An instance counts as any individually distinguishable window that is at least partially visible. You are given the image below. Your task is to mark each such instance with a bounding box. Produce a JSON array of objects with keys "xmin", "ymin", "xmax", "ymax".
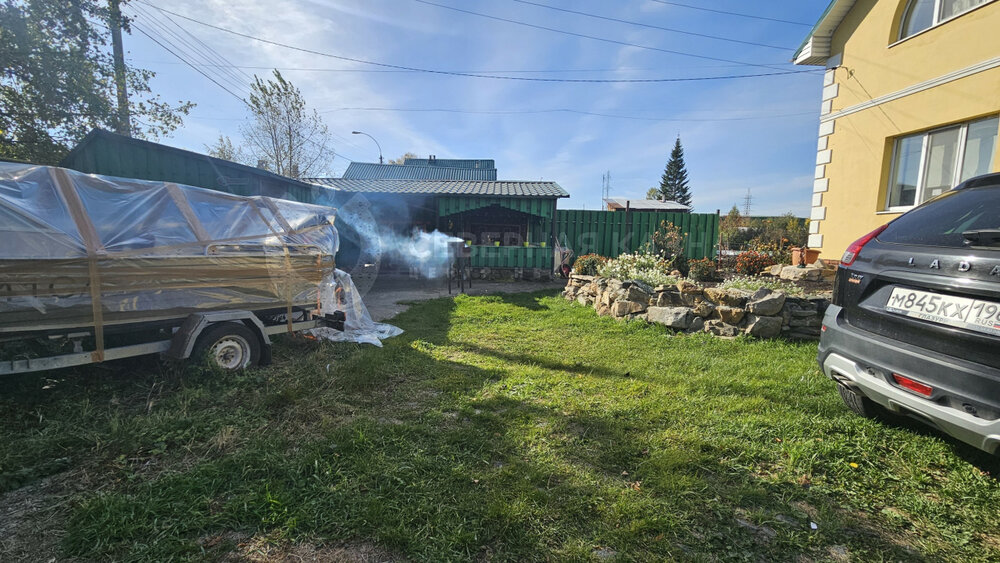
[
  {"xmin": 899, "ymin": 0, "xmax": 991, "ymax": 40},
  {"xmin": 887, "ymin": 116, "xmax": 998, "ymax": 210}
]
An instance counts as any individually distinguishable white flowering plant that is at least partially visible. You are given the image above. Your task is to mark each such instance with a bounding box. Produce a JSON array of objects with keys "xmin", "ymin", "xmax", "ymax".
[{"xmin": 598, "ymin": 252, "xmax": 679, "ymax": 287}]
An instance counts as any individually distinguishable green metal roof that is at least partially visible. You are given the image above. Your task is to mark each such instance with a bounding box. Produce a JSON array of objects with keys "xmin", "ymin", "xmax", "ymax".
[
  {"xmin": 305, "ymin": 177, "xmax": 568, "ymax": 198},
  {"xmin": 403, "ymin": 158, "xmax": 495, "ymax": 169},
  {"xmin": 343, "ymin": 162, "xmax": 497, "ymax": 180}
]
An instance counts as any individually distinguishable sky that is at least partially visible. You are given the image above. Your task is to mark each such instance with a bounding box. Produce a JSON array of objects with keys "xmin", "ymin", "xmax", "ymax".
[{"xmin": 119, "ymin": 0, "xmax": 832, "ymax": 216}]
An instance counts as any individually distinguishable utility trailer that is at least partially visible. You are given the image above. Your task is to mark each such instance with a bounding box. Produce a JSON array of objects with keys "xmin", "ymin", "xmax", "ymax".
[{"xmin": 0, "ymin": 162, "xmax": 346, "ymax": 374}]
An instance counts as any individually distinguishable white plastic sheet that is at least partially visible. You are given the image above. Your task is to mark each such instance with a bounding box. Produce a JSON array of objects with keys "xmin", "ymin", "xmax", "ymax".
[{"xmin": 309, "ymin": 269, "xmax": 402, "ymax": 347}]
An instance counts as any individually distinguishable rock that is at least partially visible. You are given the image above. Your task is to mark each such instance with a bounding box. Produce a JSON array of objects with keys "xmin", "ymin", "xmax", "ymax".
[
  {"xmin": 624, "ymin": 284, "xmax": 651, "ymax": 303},
  {"xmin": 676, "ymin": 280, "xmax": 703, "ymax": 295},
  {"xmin": 716, "ymin": 306, "xmax": 745, "ymax": 325},
  {"xmin": 670, "ymin": 269, "xmax": 682, "ymax": 277},
  {"xmin": 747, "ymin": 290, "xmax": 786, "ymax": 316},
  {"xmin": 597, "ymin": 305, "xmax": 611, "ymax": 317},
  {"xmin": 691, "ymin": 299, "xmax": 716, "ymax": 318},
  {"xmin": 780, "ymin": 265, "xmax": 822, "ymax": 281},
  {"xmin": 570, "ymin": 274, "xmax": 594, "ymax": 282},
  {"xmin": 687, "ymin": 316, "xmax": 705, "ymax": 333},
  {"xmin": 576, "ymin": 294, "xmax": 589, "ymax": 306},
  {"xmin": 703, "ymin": 287, "xmax": 749, "ymax": 307},
  {"xmin": 611, "ymin": 300, "xmax": 645, "ymax": 318},
  {"xmin": 656, "ymin": 291, "xmax": 685, "ymax": 307},
  {"xmin": 745, "ymin": 314, "xmax": 783, "ymax": 338},
  {"xmin": 704, "ymin": 319, "xmax": 741, "ymax": 337},
  {"xmin": 646, "ymin": 306, "xmax": 693, "ymax": 329},
  {"xmin": 767, "ymin": 264, "xmax": 785, "ymax": 276}
]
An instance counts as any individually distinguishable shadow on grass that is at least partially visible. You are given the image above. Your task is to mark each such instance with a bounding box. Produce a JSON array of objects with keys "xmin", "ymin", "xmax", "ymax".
[{"xmin": 0, "ymin": 293, "xmax": 986, "ymax": 561}]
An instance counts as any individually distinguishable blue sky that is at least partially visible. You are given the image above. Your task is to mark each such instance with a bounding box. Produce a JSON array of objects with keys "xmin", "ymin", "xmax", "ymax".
[{"xmin": 121, "ymin": 0, "xmax": 831, "ymax": 215}]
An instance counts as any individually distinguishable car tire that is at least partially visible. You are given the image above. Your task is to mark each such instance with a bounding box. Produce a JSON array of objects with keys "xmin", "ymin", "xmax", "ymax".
[
  {"xmin": 837, "ymin": 384, "xmax": 886, "ymax": 418},
  {"xmin": 191, "ymin": 322, "xmax": 261, "ymax": 371}
]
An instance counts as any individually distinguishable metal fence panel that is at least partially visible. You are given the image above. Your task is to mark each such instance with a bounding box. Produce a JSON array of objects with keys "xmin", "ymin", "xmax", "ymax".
[{"xmin": 556, "ymin": 210, "xmax": 718, "ymax": 260}]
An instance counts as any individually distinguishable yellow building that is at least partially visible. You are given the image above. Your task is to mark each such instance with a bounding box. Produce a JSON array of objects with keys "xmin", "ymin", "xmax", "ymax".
[{"xmin": 794, "ymin": 0, "xmax": 1000, "ymax": 260}]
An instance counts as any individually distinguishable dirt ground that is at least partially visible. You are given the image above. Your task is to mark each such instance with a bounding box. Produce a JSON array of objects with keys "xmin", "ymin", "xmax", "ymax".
[{"xmin": 359, "ymin": 276, "xmax": 566, "ymax": 322}]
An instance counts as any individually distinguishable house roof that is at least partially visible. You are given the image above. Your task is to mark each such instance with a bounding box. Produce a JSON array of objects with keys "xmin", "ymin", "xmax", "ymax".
[
  {"xmin": 604, "ymin": 197, "xmax": 691, "ymax": 212},
  {"xmin": 305, "ymin": 177, "xmax": 569, "ymax": 198},
  {"xmin": 343, "ymin": 161, "xmax": 497, "ymax": 180},
  {"xmin": 793, "ymin": 0, "xmax": 857, "ymax": 66},
  {"xmin": 403, "ymin": 158, "xmax": 495, "ymax": 169}
]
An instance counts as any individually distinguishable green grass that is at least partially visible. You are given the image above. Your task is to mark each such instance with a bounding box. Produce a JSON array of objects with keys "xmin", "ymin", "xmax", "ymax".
[{"xmin": 2, "ymin": 291, "xmax": 1000, "ymax": 561}]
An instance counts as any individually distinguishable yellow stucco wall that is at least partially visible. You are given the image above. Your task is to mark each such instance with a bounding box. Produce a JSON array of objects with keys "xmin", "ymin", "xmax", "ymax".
[{"xmin": 814, "ymin": 0, "xmax": 1000, "ymax": 258}]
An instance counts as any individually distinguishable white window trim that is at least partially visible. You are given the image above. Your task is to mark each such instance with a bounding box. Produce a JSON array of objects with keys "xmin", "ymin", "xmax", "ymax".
[
  {"xmin": 884, "ymin": 117, "xmax": 996, "ymax": 212},
  {"xmin": 893, "ymin": 0, "xmax": 997, "ymax": 46}
]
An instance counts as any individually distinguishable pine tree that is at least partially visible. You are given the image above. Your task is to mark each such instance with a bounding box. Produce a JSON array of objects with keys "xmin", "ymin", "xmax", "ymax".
[{"xmin": 657, "ymin": 137, "xmax": 693, "ymax": 209}]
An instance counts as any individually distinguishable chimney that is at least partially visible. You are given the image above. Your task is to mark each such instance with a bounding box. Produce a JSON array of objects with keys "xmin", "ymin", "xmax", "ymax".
[{"xmin": 429, "ymin": 155, "xmax": 436, "ymax": 163}]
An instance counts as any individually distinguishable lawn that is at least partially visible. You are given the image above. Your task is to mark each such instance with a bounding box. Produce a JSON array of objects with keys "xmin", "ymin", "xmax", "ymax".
[{"xmin": 2, "ymin": 290, "xmax": 999, "ymax": 561}]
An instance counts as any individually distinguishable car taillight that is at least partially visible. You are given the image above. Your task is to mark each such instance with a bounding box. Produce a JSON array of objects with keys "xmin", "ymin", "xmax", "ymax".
[
  {"xmin": 841, "ymin": 224, "xmax": 889, "ymax": 266},
  {"xmin": 892, "ymin": 373, "xmax": 933, "ymax": 397}
]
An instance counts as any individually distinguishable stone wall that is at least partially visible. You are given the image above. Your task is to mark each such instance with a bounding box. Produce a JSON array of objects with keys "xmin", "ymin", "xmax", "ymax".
[{"xmin": 563, "ymin": 275, "xmax": 828, "ymax": 340}]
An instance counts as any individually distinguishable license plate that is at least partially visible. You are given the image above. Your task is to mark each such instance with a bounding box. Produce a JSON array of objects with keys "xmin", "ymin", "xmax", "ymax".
[{"xmin": 886, "ymin": 287, "xmax": 1000, "ymax": 337}]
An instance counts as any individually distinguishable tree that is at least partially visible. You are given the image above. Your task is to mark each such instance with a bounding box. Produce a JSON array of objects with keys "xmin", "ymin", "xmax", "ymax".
[
  {"xmin": 0, "ymin": 0, "xmax": 193, "ymax": 164},
  {"xmin": 241, "ymin": 70, "xmax": 333, "ymax": 178},
  {"xmin": 387, "ymin": 152, "xmax": 418, "ymax": 165},
  {"xmin": 656, "ymin": 136, "xmax": 693, "ymax": 208},
  {"xmin": 204, "ymin": 135, "xmax": 248, "ymax": 164},
  {"xmin": 645, "ymin": 187, "xmax": 660, "ymax": 200},
  {"xmin": 719, "ymin": 205, "xmax": 744, "ymax": 250}
]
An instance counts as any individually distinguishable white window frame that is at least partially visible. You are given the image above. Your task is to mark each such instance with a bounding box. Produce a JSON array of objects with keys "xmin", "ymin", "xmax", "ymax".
[
  {"xmin": 885, "ymin": 117, "xmax": 996, "ymax": 212},
  {"xmin": 896, "ymin": 0, "xmax": 996, "ymax": 43}
]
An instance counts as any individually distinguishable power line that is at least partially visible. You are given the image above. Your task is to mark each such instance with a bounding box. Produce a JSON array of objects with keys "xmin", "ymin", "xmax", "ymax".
[
  {"xmin": 507, "ymin": 0, "xmax": 791, "ymax": 51},
  {"xmin": 124, "ymin": 60, "xmax": 764, "ymax": 73},
  {"xmin": 646, "ymin": 0, "xmax": 813, "ymax": 27},
  {"xmin": 316, "ymin": 106, "xmax": 817, "ymax": 122},
  {"xmin": 410, "ymin": 0, "xmax": 789, "ymax": 70},
  {"xmin": 136, "ymin": 2, "xmax": 820, "ymax": 82}
]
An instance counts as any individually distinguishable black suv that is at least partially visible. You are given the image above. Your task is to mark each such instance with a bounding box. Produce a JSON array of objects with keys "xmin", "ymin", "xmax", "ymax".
[{"xmin": 819, "ymin": 173, "xmax": 1000, "ymax": 453}]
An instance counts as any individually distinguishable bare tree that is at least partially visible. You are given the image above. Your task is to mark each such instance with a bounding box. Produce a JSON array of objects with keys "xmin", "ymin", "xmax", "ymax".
[
  {"xmin": 386, "ymin": 152, "xmax": 418, "ymax": 165},
  {"xmin": 241, "ymin": 70, "xmax": 332, "ymax": 178}
]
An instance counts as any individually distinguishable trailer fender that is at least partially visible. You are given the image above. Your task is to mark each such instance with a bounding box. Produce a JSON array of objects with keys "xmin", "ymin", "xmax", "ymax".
[{"xmin": 168, "ymin": 311, "xmax": 271, "ymax": 360}]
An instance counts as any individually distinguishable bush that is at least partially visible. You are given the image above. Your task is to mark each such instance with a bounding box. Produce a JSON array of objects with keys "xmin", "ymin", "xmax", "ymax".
[
  {"xmin": 599, "ymin": 252, "xmax": 678, "ymax": 287},
  {"xmin": 572, "ymin": 254, "xmax": 607, "ymax": 276},
  {"xmin": 734, "ymin": 250, "xmax": 776, "ymax": 276},
  {"xmin": 687, "ymin": 258, "xmax": 717, "ymax": 282},
  {"xmin": 719, "ymin": 275, "xmax": 804, "ymax": 297}
]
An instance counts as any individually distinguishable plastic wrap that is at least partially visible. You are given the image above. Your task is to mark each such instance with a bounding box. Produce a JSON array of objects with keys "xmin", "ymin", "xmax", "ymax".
[
  {"xmin": 0, "ymin": 163, "xmax": 339, "ymax": 358},
  {"xmin": 309, "ymin": 269, "xmax": 402, "ymax": 347}
]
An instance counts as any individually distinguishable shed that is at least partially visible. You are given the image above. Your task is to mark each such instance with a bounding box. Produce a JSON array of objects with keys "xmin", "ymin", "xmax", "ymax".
[
  {"xmin": 306, "ymin": 177, "xmax": 569, "ymax": 270},
  {"xmin": 59, "ymin": 129, "xmax": 328, "ymax": 204}
]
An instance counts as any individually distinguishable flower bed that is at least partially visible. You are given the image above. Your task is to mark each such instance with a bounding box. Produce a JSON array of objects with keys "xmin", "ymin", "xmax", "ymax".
[{"xmin": 563, "ymin": 274, "xmax": 829, "ymax": 340}]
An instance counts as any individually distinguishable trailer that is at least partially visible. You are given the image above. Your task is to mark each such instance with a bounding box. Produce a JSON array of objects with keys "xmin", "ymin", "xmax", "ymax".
[{"xmin": 0, "ymin": 162, "xmax": 346, "ymax": 374}]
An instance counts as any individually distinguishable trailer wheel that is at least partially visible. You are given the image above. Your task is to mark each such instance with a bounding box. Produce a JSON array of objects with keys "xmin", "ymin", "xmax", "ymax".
[{"xmin": 192, "ymin": 322, "xmax": 261, "ymax": 371}]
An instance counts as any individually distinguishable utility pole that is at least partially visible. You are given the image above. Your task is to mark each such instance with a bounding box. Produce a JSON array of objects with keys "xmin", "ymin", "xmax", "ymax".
[{"xmin": 109, "ymin": 0, "xmax": 132, "ymax": 136}]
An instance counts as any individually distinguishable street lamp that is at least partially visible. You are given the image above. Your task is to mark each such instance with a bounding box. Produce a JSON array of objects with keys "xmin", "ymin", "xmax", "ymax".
[{"xmin": 351, "ymin": 130, "xmax": 383, "ymax": 164}]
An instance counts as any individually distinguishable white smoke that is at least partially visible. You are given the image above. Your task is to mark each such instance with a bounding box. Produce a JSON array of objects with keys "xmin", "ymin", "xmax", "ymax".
[{"xmin": 380, "ymin": 229, "xmax": 463, "ymax": 278}]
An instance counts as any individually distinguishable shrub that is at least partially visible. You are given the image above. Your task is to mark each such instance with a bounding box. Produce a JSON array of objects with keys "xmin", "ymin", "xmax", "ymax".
[
  {"xmin": 734, "ymin": 250, "xmax": 776, "ymax": 276},
  {"xmin": 572, "ymin": 254, "xmax": 607, "ymax": 276},
  {"xmin": 599, "ymin": 252, "xmax": 678, "ymax": 287},
  {"xmin": 719, "ymin": 275, "xmax": 805, "ymax": 297},
  {"xmin": 687, "ymin": 258, "xmax": 717, "ymax": 282}
]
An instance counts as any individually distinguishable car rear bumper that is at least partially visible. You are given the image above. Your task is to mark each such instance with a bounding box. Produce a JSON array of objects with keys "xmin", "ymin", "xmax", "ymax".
[{"xmin": 819, "ymin": 305, "xmax": 1000, "ymax": 454}]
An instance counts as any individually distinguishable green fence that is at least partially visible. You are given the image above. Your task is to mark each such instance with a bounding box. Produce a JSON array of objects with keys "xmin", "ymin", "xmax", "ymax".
[
  {"xmin": 556, "ymin": 210, "xmax": 719, "ymax": 260},
  {"xmin": 469, "ymin": 245, "xmax": 552, "ymax": 269}
]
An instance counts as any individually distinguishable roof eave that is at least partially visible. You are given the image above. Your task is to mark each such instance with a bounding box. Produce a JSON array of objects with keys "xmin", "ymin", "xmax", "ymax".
[{"xmin": 792, "ymin": 0, "xmax": 856, "ymax": 66}]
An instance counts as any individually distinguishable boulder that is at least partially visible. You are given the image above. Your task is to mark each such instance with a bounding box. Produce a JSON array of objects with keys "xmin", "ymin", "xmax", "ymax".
[
  {"xmin": 624, "ymin": 284, "xmax": 651, "ymax": 303},
  {"xmin": 676, "ymin": 280, "xmax": 703, "ymax": 295},
  {"xmin": 704, "ymin": 319, "xmax": 741, "ymax": 337},
  {"xmin": 767, "ymin": 264, "xmax": 785, "ymax": 276},
  {"xmin": 656, "ymin": 291, "xmax": 685, "ymax": 307},
  {"xmin": 779, "ymin": 265, "xmax": 822, "ymax": 281},
  {"xmin": 576, "ymin": 294, "xmax": 590, "ymax": 306},
  {"xmin": 646, "ymin": 306, "xmax": 693, "ymax": 329},
  {"xmin": 570, "ymin": 274, "xmax": 595, "ymax": 283},
  {"xmin": 703, "ymin": 287, "xmax": 749, "ymax": 308},
  {"xmin": 597, "ymin": 305, "xmax": 612, "ymax": 317},
  {"xmin": 611, "ymin": 300, "xmax": 646, "ymax": 318},
  {"xmin": 747, "ymin": 289, "xmax": 786, "ymax": 316},
  {"xmin": 745, "ymin": 314, "xmax": 783, "ymax": 338},
  {"xmin": 716, "ymin": 306, "xmax": 745, "ymax": 325},
  {"xmin": 691, "ymin": 298, "xmax": 716, "ymax": 318},
  {"xmin": 687, "ymin": 316, "xmax": 705, "ymax": 333}
]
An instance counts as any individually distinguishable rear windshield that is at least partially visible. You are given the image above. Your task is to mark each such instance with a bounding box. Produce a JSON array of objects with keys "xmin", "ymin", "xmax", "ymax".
[{"xmin": 879, "ymin": 185, "xmax": 1000, "ymax": 248}]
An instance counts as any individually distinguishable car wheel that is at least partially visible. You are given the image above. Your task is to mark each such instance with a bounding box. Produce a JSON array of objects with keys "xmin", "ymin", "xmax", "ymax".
[
  {"xmin": 837, "ymin": 384, "xmax": 886, "ymax": 418},
  {"xmin": 192, "ymin": 322, "xmax": 261, "ymax": 371}
]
